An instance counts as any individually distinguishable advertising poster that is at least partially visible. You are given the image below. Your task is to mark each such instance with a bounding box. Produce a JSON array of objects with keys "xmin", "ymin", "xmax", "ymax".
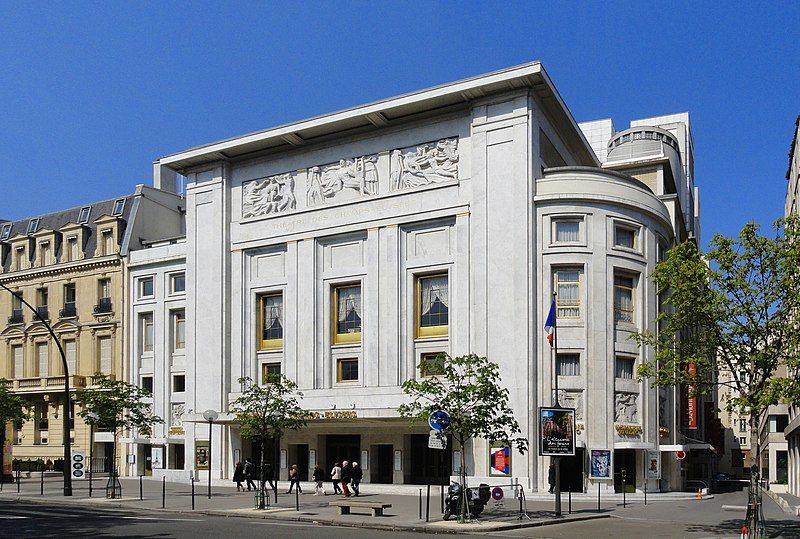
[
  {"xmin": 646, "ymin": 450, "xmax": 661, "ymax": 479},
  {"xmin": 195, "ymin": 442, "xmax": 209, "ymax": 470},
  {"xmin": 489, "ymin": 447, "xmax": 511, "ymax": 476},
  {"xmin": 589, "ymin": 449, "xmax": 613, "ymax": 479},
  {"xmin": 151, "ymin": 446, "xmax": 164, "ymax": 470},
  {"xmin": 539, "ymin": 407, "xmax": 576, "ymax": 456}
]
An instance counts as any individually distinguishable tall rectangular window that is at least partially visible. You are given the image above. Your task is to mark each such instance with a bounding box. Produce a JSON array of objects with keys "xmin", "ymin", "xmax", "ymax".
[
  {"xmin": 66, "ymin": 236, "xmax": 79, "ymax": 261},
  {"xmin": 614, "ymin": 225, "xmax": 637, "ymax": 249},
  {"xmin": 333, "ymin": 284, "xmax": 361, "ymax": 344},
  {"xmin": 172, "ymin": 310, "xmax": 186, "ymax": 351},
  {"xmin": 556, "ymin": 353, "xmax": 581, "ymax": 376},
  {"xmin": 98, "ymin": 278, "xmax": 111, "ymax": 300},
  {"xmin": 101, "ymin": 229, "xmax": 114, "ymax": 255},
  {"xmin": 98, "ymin": 336, "xmax": 112, "ymax": 373},
  {"xmin": 63, "ymin": 283, "xmax": 76, "ymax": 317},
  {"xmin": 170, "ymin": 273, "xmax": 185, "ymax": 294},
  {"xmin": 15, "ymin": 247, "xmax": 26, "ymax": 269},
  {"xmin": 64, "ymin": 340, "xmax": 77, "ymax": 375},
  {"xmin": 13, "ymin": 345, "xmax": 23, "ymax": 378},
  {"xmin": 417, "ymin": 274, "xmax": 449, "ymax": 338},
  {"xmin": 614, "ymin": 274, "xmax": 635, "ymax": 323},
  {"xmin": 554, "ymin": 220, "xmax": 580, "ymax": 243},
  {"xmin": 261, "ymin": 363, "xmax": 282, "ymax": 384},
  {"xmin": 36, "ymin": 287, "xmax": 48, "ymax": 308},
  {"xmin": 555, "ymin": 269, "xmax": 580, "ymax": 318},
  {"xmin": 141, "ymin": 314, "xmax": 154, "ymax": 353},
  {"xmin": 172, "ymin": 375, "xmax": 186, "ymax": 393},
  {"xmin": 615, "ymin": 356, "xmax": 635, "ymax": 379},
  {"xmin": 37, "ymin": 342, "xmax": 49, "ymax": 377},
  {"xmin": 139, "ymin": 277, "xmax": 154, "ymax": 298},
  {"xmin": 258, "ymin": 294, "xmax": 283, "ymax": 350},
  {"xmin": 141, "ymin": 375, "xmax": 153, "ymax": 393},
  {"xmin": 39, "ymin": 241, "xmax": 51, "ymax": 265}
]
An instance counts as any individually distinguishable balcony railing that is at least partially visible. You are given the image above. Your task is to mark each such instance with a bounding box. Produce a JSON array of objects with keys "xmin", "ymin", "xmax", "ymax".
[
  {"xmin": 35, "ymin": 306, "xmax": 49, "ymax": 321},
  {"xmin": 6, "ymin": 375, "xmax": 87, "ymax": 393},
  {"xmin": 8, "ymin": 309, "xmax": 24, "ymax": 324},
  {"xmin": 60, "ymin": 302, "xmax": 77, "ymax": 318},
  {"xmin": 93, "ymin": 297, "xmax": 113, "ymax": 314}
]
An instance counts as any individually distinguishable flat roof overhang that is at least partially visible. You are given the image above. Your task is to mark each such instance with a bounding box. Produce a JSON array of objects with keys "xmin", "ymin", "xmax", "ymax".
[{"xmin": 156, "ymin": 61, "xmax": 599, "ymax": 173}]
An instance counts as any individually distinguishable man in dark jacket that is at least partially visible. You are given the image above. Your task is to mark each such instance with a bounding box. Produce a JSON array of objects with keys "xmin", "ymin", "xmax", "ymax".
[
  {"xmin": 350, "ymin": 461, "xmax": 363, "ymax": 496},
  {"xmin": 548, "ymin": 463, "xmax": 556, "ymax": 494},
  {"xmin": 244, "ymin": 458, "xmax": 257, "ymax": 491},
  {"xmin": 340, "ymin": 460, "xmax": 352, "ymax": 497}
]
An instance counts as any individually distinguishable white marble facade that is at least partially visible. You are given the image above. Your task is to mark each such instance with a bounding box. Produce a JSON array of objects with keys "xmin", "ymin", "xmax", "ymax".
[{"xmin": 155, "ymin": 63, "xmax": 696, "ymax": 491}]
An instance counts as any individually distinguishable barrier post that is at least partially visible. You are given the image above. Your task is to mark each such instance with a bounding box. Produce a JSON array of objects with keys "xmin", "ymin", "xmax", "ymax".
[
  {"xmin": 161, "ymin": 476, "xmax": 166, "ymax": 508},
  {"xmin": 295, "ymin": 484, "xmax": 299, "ymax": 511},
  {"xmin": 568, "ymin": 486, "xmax": 572, "ymax": 514},
  {"xmin": 598, "ymin": 481, "xmax": 601, "ymax": 512},
  {"xmin": 139, "ymin": 475, "xmax": 143, "ymax": 501},
  {"xmin": 16, "ymin": 470, "xmax": 20, "ymax": 493},
  {"xmin": 426, "ymin": 482, "xmax": 431, "ymax": 522},
  {"xmin": 40, "ymin": 469, "xmax": 44, "ymax": 495},
  {"xmin": 191, "ymin": 477, "xmax": 195, "ymax": 510},
  {"xmin": 419, "ymin": 488, "xmax": 422, "ymax": 519}
]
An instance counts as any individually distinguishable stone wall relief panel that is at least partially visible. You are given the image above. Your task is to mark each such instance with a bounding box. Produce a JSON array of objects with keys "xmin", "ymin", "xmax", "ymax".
[
  {"xmin": 171, "ymin": 403, "xmax": 185, "ymax": 427},
  {"xmin": 307, "ymin": 154, "xmax": 379, "ymax": 206},
  {"xmin": 242, "ymin": 173, "xmax": 296, "ymax": 218},
  {"xmin": 560, "ymin": 390, "xmax": 584, "ymax": 422},
  {"xmin": 390, "ymin": 137, "xmax": 459, "ymax": 191},
  {"xmin": 614, "ymin": 391, "xmax": 638, "ymax": 424}
]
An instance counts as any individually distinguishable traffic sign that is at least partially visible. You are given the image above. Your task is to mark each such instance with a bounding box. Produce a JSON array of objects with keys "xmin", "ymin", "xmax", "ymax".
[
  {"xmin": 675, "ymin": 450, "xmax": 686, "ymax": 461},
  {"xmin": 71, "ymin": 449, "xmax": 87, "ymax": 480},
  {"xmin": 428, "ymin": 410, "xmax": 451, "ymax": 432},
  {"xmin": 428, "ymin": 429, "xmax": 447, "ymax": 450}
]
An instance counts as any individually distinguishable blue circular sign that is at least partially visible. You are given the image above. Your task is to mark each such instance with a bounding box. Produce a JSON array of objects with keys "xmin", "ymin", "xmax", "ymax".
[{"xmin": 428, "ymin": 410, "xmax": 451, "ymax": 431}]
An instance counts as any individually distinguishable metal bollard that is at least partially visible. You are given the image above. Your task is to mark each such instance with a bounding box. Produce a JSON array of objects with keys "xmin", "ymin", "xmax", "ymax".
[
  {"xmin": 426, "ymin": 482, "xmax": 430, "ymax": 522},
  {"xmin": 295, "ymin": 484, "xmax": 299, "ymax": 511},
  {"xmin": 419, "ymin": 489, "xmax": 422, "ymax": 519},
  {"xmin": 139, "ymin": 475, "xmax": 143, "ymax": 501},
  {"xmin": 16, "ymin": 470, "xmax": 20, "ymax": 493},
  {"xmin": 568, "ymin": 487, "xmax": 571, "ymax": 514},
  {"xmin": 597, "ymin": 481, "xmax": 601, "ymax": 513},
  {"xmin": 191, "ymin": 478, "xmax": 195, "ymax": 510},
  {"xmin": 40, "ymin": 469, "xmax": 44, "ymax": 495},
  {"xmin": 161, "ymin": 476, "xmax": 166, "ymax": 509}
]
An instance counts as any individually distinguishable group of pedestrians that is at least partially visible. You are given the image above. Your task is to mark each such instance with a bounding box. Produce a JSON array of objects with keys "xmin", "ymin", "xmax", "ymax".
[
  {"xmin": 326, "ymin": 460, "xmax": 363, "ymax": 497},
  {"xmin": 232, "ymin": 458, "xmax": 363, "ymax": 497}
]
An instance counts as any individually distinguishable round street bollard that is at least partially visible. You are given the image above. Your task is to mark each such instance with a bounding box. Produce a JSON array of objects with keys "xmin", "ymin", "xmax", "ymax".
[
  {"xmin": 139, "ymin": 475, "xmax": 143, "ymax": 501},
  {"xmin": 161, "ymin": 476, "xmax": 166, "ymax": 509}
]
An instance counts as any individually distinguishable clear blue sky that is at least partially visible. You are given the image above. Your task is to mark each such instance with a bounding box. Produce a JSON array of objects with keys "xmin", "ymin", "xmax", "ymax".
[{"xmin": 1, "ymin": 2, "xmax": 798, "ymax": 247}]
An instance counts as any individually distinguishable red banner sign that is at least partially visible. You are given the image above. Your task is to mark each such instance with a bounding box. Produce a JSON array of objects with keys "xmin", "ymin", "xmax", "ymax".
[{"xmin": 687, "ymin": 363, "xmax": 697, "ymax": 429}]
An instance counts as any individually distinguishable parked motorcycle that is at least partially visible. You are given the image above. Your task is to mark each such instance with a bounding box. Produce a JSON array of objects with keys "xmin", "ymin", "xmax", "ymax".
[{"xmin": 443, "ymin": 481, "xmax": 491, "ymax": 520}]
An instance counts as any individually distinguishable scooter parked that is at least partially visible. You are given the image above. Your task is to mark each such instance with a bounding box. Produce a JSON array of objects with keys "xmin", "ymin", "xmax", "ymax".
[{"xmin": 443, "ymin": 481, "xmax": 490, "ymax": 520}]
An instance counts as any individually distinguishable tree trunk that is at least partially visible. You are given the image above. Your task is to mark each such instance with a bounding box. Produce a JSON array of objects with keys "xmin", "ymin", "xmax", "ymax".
[
  {"xmin": 259, "ymin": 437, "xmax": 266, "ymax": 509},
  {"xmin": 110, "ymin": 433, "xmax": 117, "ymax": 499},
  {"xmin": 747, "ymin": 411, "xmax": 765, "ymax": 537}
]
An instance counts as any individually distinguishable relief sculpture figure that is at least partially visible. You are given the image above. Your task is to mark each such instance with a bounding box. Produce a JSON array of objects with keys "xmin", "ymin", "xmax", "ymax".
[
  {"xmin": 391, "ymin": 137, "xmax": 458, "ymax": 190},
  {"xmin": 242, "ymin": 173, "xmax": 296, "ymax": 217},
  {"xmin": 615, "ymin": 392, "xmax": 638, "ymax": 424},
  {"xmin": 306, "ymin": 155, "xmax": 378, "ymax": 205}
]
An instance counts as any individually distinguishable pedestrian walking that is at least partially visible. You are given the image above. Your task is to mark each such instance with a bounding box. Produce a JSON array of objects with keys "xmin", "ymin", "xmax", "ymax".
[
  {"xmin": 264, "ymin": 461, "xmax": 276, "ymax": 493},
  {"xmin": 312, "ymin": 464, "xmax": 326, "ymax": 495},
  {"xmin": 287, "ymin": 464, "xmax": 302, "ymax": 493},
  {"xmin": 350, "ymin": 461, "xmax": 362, "ymax": 496},
  {"xmin": 331, "ymin": 462, "xmax": 342, "ymax": 494},
  {"xmin": 340, "ymin": 460, "xmax": 352, "ymax": 497},
  {"xmin": 244, "ymin": 458, "xmax": 257, "ymax": 492},
  {"xmin": 233, "ymin": 461, "xmax": 245, "ymax": 492},
  {"xmin": 548, "ymin": 463, "xmax": 556, "ymax": 494}
]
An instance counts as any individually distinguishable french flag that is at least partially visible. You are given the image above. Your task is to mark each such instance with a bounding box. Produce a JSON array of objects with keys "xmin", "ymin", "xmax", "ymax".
[{"xmin": 544, "ymin": 300, "xmax": 556, "ymax": 347}]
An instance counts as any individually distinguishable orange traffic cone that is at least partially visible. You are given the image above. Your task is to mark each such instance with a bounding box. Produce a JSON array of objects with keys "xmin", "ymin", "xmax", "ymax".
[
  {"xmin": 695, "ymin": 488, "xmax": 702, "ymax": 500},
  {"xmin": 740, "ymin": 525, "xmax": 748, "ymax": 539}
]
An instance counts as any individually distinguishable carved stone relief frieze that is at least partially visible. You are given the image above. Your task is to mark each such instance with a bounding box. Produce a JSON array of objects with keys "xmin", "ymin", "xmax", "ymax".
[
  {"xmin": 390, "ymin": 137, "xmax": 458, "ymax": 191},
  {"xmin": 560, "ymin": 390, "xmax": 584, "ymax": 422},
  {"xmin": 242, "ymin": 173, "xmax": 297, "ymax": 218},
  {"xmin": 306, "ymin": 154, "xmax": 379, "ymax": 206},
  {"xmin": 171, "ymin": 403, "xmax": 185, "ymax": 427},
  {"xmin": 614, "ymin": 392, "xmax": 638, "ymax": 424}
]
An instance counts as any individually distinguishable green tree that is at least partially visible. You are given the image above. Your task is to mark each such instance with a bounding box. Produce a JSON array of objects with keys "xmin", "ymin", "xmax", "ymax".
[
  {"xmin": 230, "ymin": 375, "xmax": 308, "ymax": 509},
  {"xmin": 398, "ymin": 353, "xmax": 528, "ymax": 522},
  {"xmin": 632, "ymin": 217, "xmax": 800, "ymax": 533},
  {"xmin": 76, "ymin": 373, "xmax": 163, "ymax": 498},
  {"xmin": 0, "ymin": 380, "xmax": 30, "ymax": 476}
]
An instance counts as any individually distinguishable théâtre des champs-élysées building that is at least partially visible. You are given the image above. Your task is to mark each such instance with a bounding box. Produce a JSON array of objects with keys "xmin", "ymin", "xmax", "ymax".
[{"xmin": 143, "ymin": 62, "xmax": 701, "ymax": 493}]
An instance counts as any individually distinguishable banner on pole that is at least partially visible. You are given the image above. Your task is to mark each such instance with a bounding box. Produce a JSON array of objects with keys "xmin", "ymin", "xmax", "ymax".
[{"xmin": 538, "ymin": 407, "xmax": 576, "ymax": 456}]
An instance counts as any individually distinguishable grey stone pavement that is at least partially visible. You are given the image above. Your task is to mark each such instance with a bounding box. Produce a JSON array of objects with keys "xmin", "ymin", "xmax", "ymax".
[{"xmin": 3, "ymin": 474, "xmax": 800, "ymax": 536}]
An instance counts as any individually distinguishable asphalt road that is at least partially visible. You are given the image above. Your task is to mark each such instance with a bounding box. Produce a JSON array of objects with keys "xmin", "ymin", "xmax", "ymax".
[{"xmin": 0, "ymin": 501, "xmax": 437, "ymax": 538}]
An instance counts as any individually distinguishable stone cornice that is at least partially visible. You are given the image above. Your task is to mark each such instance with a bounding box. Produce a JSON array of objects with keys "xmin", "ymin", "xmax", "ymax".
[{"xmin": 0, "ymin": 255, "xmax": 122, "ymax": 284}]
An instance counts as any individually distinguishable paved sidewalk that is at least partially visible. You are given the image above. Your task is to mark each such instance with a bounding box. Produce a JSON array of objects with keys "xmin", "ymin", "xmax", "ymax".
[{"xmin": 0, "ymin": 474, "xmax": 621, "ymax": 533}]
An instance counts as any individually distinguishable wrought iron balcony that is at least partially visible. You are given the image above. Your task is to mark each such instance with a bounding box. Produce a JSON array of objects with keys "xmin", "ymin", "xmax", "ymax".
[
  {"xmin": 35, "ymin": 306, "xmax": 49, "ymax": 321},
  {"xmin": 60, "ymin": 302, "xmax": 77, "ymax": 318},
  {"xmin": 8, "ymin": 309, "xmax": 23, "ymax": 324},
  {"xmin": 93, "ymin": 297, "xmax": 113, "ymax": 314}
]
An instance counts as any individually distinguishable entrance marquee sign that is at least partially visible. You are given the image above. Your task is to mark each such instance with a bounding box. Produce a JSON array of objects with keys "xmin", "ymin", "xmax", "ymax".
[
  {"xmin": 589, "ymin": 449, "xmax": 613, "ymax": 480},
  {"xmin": 538, "ymin": 407, "xmax": 576, "ymax": 456}
]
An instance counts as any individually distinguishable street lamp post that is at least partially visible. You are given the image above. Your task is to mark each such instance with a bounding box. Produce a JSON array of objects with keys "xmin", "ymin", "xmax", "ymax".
[
  {"xmin": 86, "ymin": 412, "xmax": 99, "ymax": 498},
  {"xmin": 0, "ymin": 282, "xmax": 72, "ymax": 496},
  {"xmin": 203, "ymin": 409, "xmax": 218, "ymax": 499}
]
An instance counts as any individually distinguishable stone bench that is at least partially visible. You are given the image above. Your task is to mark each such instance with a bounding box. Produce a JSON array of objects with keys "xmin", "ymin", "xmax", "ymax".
[{"xmin": 328, "ymin": 500, "xmax": 392, "ymax": 517}]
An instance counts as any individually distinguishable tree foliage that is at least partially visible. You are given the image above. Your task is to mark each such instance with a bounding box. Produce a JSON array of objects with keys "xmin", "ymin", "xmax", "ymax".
[
  {"xmin": 76, "ymin": 374, "xmax": 163, "ymax": 435},
  {"xmin": 398, "ymin": 353, "xmax": 528, "ymax": 458},
  {"xmin": 0, "ymin": 379, "xmax": 30, "ymax": 425},
  {"xmin": 633, "ymin": 217, "xmax": 800, "ymax": 417}
]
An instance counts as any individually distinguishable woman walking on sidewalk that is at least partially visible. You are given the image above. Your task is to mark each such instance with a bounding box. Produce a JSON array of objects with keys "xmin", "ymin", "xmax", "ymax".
[
  {"xmin": 233, "ymin": 461, "xmax": 245, "ymax": 492},
  {"xmin": 312, "ymin": 465, "xmax": 326, "ymax": 495},
  {"xmin": 287, "ymin": 464, "xmax": 302, "ymax": 494},
  {"xmin": 331, "ymin": 462, "xmax": 342, "ymax": 494}
]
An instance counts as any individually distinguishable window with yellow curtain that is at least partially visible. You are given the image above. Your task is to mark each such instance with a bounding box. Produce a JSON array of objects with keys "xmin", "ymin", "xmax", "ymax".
[
  {"xmin": 258, "ymin": 293, "xmax": 283, "ymax": 349},
  {"xmin": 333, "ymin": 284, "xmax": 361, "ymax": 344}
]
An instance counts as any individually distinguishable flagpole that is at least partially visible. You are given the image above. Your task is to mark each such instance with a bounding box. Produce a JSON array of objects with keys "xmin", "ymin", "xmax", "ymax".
[{"xmin": 551, "ymin": 291, "xmax": 562, "ymax": 517}]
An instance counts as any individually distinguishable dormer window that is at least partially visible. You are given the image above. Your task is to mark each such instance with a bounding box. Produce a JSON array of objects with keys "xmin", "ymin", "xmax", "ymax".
[
  {"xmin": 112, "ymin": 199, "xmax": 125, "ymax": 216},
  {"xmin": 14, "ymin": 247, "xmax": 26, "ymax": 270},
  {"xmin": 77, "ymin": 207, "xmax": 91, "ymax": 224},
  {"xmin": 39, "ymin": 241, "xmax": 51, "ymax": 266},
  {"xmin": 0, "ymin": 224, "xmax": 11, "ymax": 240},
  {"xmin": 27, "ymin": 219, "xmax": 39, "ymax": 235},
  {"xmin": 100, "ymin": 228, "xmax": 114, "ymax": 255}
]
